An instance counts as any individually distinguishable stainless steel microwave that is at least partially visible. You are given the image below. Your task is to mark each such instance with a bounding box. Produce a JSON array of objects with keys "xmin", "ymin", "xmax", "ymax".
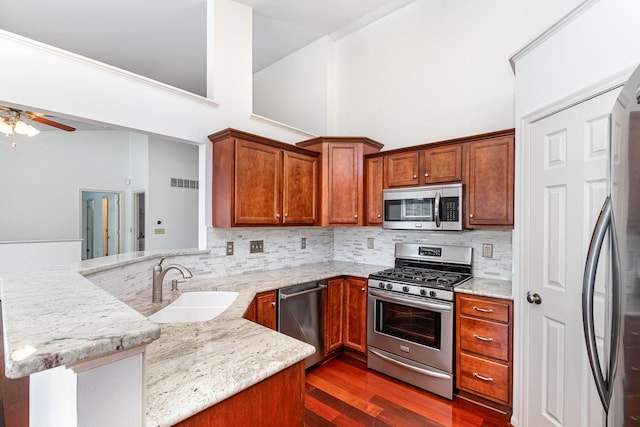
[{"xmin": 382, "ymin": 183, "xmax": 463, "ymax": 230}]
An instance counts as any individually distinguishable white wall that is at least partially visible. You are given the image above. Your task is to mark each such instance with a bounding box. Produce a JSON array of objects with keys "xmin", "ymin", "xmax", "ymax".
[
  {"xmin": 252, "ymin": 0, "xmax": 582, "ymax": 149},
  {"xmin": 253, "ymin": 36, "xmax": 331, "ymax": 135},
  {"xmin": 0, "ymin": 130, "xmax": 130, "ymax": 241},
  {"xmin": 146, "ymin": 137, "xmax": 199, "ymax": 250}
]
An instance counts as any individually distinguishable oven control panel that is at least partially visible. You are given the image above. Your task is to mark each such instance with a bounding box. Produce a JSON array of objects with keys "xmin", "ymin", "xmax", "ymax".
[{"xmin": 369, "ymin": 280, "xmax": 454, "ymax": 302}]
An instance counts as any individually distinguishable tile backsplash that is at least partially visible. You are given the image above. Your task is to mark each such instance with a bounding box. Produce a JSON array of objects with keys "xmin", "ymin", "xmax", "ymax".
[
  {"xmin": 88, "ymin": 225, "xmax": 512, "ymax": 307},
  {"xmin": 198, "ymin": 226, "xmax": 512, "ymax": 280},
  {"xmin": 333, "ymin": 227, "xmax": 512, "ymax": 280}
]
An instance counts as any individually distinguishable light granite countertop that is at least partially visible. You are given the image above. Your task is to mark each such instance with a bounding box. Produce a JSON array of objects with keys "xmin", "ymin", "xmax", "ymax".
[
  {"xmin": 141, "ymin": 261, "xmax": 387, "ymax": 426},
  {"xmin": 2, "ymin": 250, "xmax": 511, "ymax": 426},
  {"xmin": 455, "ymin": 277, "xmax": 513, "ymax": 300},
  {"xmin": 0, "ymin": 252, "xmax": 387, "ymax": 427}
]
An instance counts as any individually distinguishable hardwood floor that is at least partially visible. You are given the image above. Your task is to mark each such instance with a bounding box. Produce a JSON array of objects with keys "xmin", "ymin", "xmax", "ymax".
[{"xmin": 305, "ymin": 354, "xmax": 511, "ymax": 427}]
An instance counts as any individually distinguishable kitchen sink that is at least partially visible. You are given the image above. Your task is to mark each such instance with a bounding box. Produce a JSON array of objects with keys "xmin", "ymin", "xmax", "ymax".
[{"xmin": 148, "ymin": 291, "xmax": 239, "ymax": 323}]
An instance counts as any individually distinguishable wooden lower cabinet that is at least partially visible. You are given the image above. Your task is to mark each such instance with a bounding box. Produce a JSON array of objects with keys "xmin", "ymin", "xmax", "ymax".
[
  {"xmin": 175, "ymin": 361, "xmax": 305, "ymax": 427},
  {"xmin": 456, "ymin": 293, "xmax": 513, "ymax": 409},
  {"xmin": 244, "ymin": 290, "xmax": 277, "ymax": 330},
  {"xmin": 343, "ymin": 277, "xmax": 367, "ymax": 354},
  {"xmin": 324, "ymin": 278, "xmax": 345, "ymax": 356}
]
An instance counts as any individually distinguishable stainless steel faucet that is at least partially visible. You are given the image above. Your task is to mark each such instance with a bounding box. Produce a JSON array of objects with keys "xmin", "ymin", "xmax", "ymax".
[{"xmin": 152, "ymin": 257, "xmax": 193, "ymax": 303}]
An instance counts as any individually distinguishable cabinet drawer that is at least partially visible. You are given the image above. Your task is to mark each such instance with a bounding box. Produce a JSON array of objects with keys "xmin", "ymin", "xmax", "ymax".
[
  {"xmin": 459, "ymin": 353, "xmax": 509, "ymax": 404},
  {"xmin": 626, "ymin": 346, "xmax": 640, "ymax": 392},
  {"xmin": 459, "ymin": 294, "xmax": 510, "ymax": 323},
  {"xmin": 459, "ymin": 316, "xmax": 509, "ymax": 361},
  {"xmin": 626, "ymin": 315, "xmax": 640, "ymax": 346}
]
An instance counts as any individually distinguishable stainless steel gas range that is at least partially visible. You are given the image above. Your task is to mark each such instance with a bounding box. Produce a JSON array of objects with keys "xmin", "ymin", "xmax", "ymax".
[{"xmin": 367, "ymin": 242, "xmax": 473, "ymax": 400}]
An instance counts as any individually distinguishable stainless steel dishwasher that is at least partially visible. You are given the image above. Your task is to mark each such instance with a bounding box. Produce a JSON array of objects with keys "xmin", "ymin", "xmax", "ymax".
[{"xmin": 277, "ymin": 281, "xmax": 326, "ymax": 368}]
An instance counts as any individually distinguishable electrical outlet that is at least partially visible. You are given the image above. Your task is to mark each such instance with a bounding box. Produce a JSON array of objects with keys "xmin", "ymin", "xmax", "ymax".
[
  {"xmin": 250, "ymin": 240, "xmax": 264, "ymax": 253},
  {"xmin": 367, "ymin": 238, "xmax": 374, "ymax": 249},
  {"xmin": 154, "ymin": 228, "xmax": 165, "ymax": 234},
  {"xmin": 301, "ymin": 237, "xmax": 306, "ymax": 249},
  {"xmin": 482, "ymin": 243, "xmax": 493, "ymax": 258},
  {"xmin": 226, "ymin": 241, "xmax": 234, "ymax": 256}
]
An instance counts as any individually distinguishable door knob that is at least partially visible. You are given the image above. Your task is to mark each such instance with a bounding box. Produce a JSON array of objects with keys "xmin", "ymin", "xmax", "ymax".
[{"xmin": 526, "ymin": 292, "xmax": 542, "ymax": 304}]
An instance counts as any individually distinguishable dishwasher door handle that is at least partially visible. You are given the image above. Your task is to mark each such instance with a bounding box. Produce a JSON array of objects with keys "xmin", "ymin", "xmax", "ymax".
[{"xmin": 279, "ymin": 284, "xmax": 327, "ymax": 300}]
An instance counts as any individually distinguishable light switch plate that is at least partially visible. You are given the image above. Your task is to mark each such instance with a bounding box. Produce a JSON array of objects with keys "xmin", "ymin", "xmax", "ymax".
[
  {"xmin": 301, "ymin": 237, "xmax": 306, "ymax": 249},
  {"xmin": 226, "ymin": 241, "xmax": 234, "ymax": 256},
  {"xmin": 250, "ymin": 240, "xmax": 264, "ymax": 253},
  {"xmin": 482, "ymin": 243, "xmax": 493, "ymax": 258},
  {"xmin": 154, "ymin": 228, "xmax": 165, "ymax": 235},
  {"xmin": 367, "ymin": 238, "xmax": 374, "ymax": 249}
]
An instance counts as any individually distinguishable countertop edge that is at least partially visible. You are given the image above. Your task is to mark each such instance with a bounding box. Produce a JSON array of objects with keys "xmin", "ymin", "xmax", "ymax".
[{"xmin": 455, "ymin": 277, "xmax": 513, "ymax": 300}]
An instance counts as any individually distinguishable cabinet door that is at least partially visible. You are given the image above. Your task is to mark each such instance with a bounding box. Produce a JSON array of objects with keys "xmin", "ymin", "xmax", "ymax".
[
  {"xmin": 234, "ymin": 140, "xmax": 281, "ymax": 225},
  {"xmin": 324, "ymin": 278, "xmax": 344, "ymax": 356},
  {"xmin": 466, "ymin": 136, "xmax": 514, "ymax": 227},
  {"xmin": 255, "ymin": 291, "xmax": 277, "ymax": 330},
  {"xmin": 384, "ymin": 151, "xmax": 419, "ymax": 187},
  {"xmin": 282, "ymin": 151, "xmax": 317, "ymax": 225},
  {"xmin": 422, "ymin": 144, "xmax": 462, "ymax": 185},
  {"xmin": 365, "ymin": 157, "xmax": 384, "ymax": 224},
  {"xmin": 343, "ymin": 277, "xmax": 367, "ymax": 353},
  {"xmin": 327, "ymin": 143, "xmax": 362, "ymax": 225}
]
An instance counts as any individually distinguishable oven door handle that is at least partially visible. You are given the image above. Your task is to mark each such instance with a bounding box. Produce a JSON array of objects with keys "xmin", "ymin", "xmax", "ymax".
[
  {"xmin": 369, "ymin": 349, "xmax": 450, "ymax": 380},
  {"xmin": 368, "ymin": 289, "xmax": 452, "ymax": 312}
]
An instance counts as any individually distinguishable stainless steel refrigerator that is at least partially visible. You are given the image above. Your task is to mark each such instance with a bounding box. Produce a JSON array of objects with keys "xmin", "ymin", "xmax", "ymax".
[{"xmin": 582, "ymin": 64, "xmax": 640, "ymax": 426}]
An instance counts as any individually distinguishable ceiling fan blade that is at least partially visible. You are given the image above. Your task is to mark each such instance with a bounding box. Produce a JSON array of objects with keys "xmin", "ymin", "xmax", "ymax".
[{"xmin": 29, "ymin": 116, "xmax": 76, "ymax": 132}]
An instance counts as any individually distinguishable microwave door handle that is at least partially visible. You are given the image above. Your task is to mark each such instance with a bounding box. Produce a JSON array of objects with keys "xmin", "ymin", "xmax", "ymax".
[{"xmin": 434, "ymin": 192, "xmax": 441, "ymax": 227}]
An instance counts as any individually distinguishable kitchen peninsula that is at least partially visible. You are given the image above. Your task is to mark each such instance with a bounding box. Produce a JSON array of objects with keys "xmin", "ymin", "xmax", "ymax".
[{"xmin": 0, "ymin": 251, "xmax": 385, "ymax": 426}]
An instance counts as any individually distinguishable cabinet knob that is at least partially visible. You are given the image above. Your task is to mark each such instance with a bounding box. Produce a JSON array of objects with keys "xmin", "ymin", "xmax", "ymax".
[
  {"xmin": 284, "ymin": 213, "xmax": 288, "ymax": 217},
  {"xmin": 361, "ymin": 288, "xmax": 365, "ymax": 292},
  {"xmin": 276, "ymin": 214, "xmax": 280, "ymax": 219},
  {"xmin": 424, "ymin": 173, "xmax": 429, "ymax": 178},
  {"xmin": 271, "ymin": 302, "xmax": 276, "ymax": 307},
  {"xmin": 377, "ymin": 214, "xmax": 381, "ymax": 218},
  {"xmin": 413, "ymin": 174, "xmax": 417, "ymax": 179},
  {"xmin": 354, "ymin": 214, "xmax": 358, "ymax": 218},
  {"xmin": 469, "ymin": 213, "xmax": 474, "ymax": 218}
]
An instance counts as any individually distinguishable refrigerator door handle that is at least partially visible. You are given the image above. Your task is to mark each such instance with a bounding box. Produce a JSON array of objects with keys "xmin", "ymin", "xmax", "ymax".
[{"xmin": 581, "ymin": 196, "xmax": 621, "ymax": 414}]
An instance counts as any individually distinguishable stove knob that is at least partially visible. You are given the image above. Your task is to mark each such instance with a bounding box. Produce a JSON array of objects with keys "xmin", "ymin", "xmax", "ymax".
[
  {"xmin": 386, "ymin": 283, "xmax": 393, "ymax": 290},
  {"xmin": 378, "ymin": 282, "xmax": 385, "ymax": 289},
  {"xmin": 402, "ymin": 286, "xmax": 409, "ymax": 293},
  {"xmin": 420, "ymin": 289, "xmax": 427, "ymax": 296},
  {"xmin": 429, "ymin": 290, "xmax": 437, "ymax": 298}
]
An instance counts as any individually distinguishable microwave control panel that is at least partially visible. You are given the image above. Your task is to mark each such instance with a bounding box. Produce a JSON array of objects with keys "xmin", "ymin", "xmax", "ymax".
[{"xmin": 441, "ymin": 197, "xmax": 459, "ymax": 222}]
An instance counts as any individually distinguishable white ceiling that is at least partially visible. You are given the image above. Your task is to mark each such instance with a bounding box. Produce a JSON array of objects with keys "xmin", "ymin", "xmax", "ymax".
[{"xmin": 0, "ymin": 0, "xmax": 416, "ymax": 97}]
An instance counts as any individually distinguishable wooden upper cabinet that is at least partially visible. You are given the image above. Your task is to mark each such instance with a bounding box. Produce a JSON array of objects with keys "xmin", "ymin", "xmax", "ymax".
[
  {"xmin": 384, "ymin": 144, "xmax": 462, "ymax": 188},
  {"xmin": 282, "ymin": 151, "xmax": 317, "ymax": 225},
  {"xmin": 235, "ymin": 139, "xmax": 281, "ymax": 225},
  {"xmin": 384, "ymin": 151, "xmax": 420, "ymax": 187},
  {"xmin": 209, "ymin": 128, "xmax": 319, "ymax": 227},
  {"xmin": 465, "ymin": 134, "xmax": 515, "ymax": 228},
  {"xmin": 296, "ymin": 137, "xmax": 383, "ymax": 226},
  {"xmin": 422, "ymin": 144, "xmax": 463, "ymax": 184},
  {"xmin": 365, "ymin": 156, "xmax": 384, "ymax": 225}
]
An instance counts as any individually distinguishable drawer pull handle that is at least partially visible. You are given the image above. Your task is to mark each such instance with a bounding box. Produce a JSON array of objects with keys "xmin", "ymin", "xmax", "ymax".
[
  {"xmin": 473, "ymin": 306, "xmax": 494, "ymax": 313},
  {"xmin": 631, "ymin": 416, "xmax": 640, "ymax": 422},
  {"xmin": 632, "ymin": 331, "xmax": 640, "ymax": 336},
  {"xmin": 473, "ymin": 372, "xmax": 494, "ymax": 382},
  {"xmin": 473, "ymin": 334, "xmax": 494, "ymax": 342},
  {"xmin": 632, "ymin": 366, "xmax": 640, "ymax": 372}
]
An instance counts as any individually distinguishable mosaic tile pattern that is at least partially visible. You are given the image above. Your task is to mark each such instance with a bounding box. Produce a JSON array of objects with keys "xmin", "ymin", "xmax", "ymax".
[{"xmin": 333, "ymin": 227, "xmax": 513, "ymax": 280}]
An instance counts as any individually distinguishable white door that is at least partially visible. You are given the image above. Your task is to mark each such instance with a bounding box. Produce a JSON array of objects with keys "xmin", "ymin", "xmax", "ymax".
[{"xmin": 525, "ymin": 88, "xmax": 619, "ymax": 426}]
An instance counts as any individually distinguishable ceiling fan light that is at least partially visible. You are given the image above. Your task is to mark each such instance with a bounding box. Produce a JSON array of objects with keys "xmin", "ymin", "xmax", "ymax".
[
  {"xmin": 26, "ymin": 124, "xmax": 40, "ymax": 137},
  {"xmin": 0, "ymin": 119, "xmax": 13, "ymax": 136},
  {"xmin": 14, "ymin": 120, "xmax": 29, "ymax": 135}
]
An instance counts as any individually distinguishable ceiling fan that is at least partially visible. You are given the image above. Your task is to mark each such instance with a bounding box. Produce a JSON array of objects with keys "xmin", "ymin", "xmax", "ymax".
[{"xmin": 0, "ymin": 106, "xmax": 76, "ymax": 137}]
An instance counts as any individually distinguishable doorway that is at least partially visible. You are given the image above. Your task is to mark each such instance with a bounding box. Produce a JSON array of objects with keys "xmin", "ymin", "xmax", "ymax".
[
  {"xmin": 81, "ymin": 191, "xmax": 121, "ymax": 260},
  {"xmin": 133, "ymin": 191, "xmax": 146, "ymax": 252}
]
